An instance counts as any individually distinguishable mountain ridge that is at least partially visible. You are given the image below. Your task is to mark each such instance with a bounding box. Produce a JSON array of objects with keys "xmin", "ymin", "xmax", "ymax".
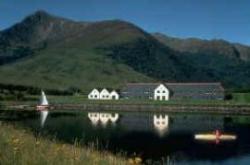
[{"xmin": 152, "ymin": 32, "xmax": 250, "ymax": 61}]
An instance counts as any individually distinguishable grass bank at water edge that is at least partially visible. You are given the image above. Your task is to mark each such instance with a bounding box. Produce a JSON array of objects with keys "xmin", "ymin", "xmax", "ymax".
[{"xmin": 0, "ymin": 123, "xmax": 133, "ymax": 165}]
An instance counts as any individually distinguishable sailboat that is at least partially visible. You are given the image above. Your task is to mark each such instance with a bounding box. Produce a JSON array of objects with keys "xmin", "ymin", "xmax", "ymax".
[{"xmin": 36, "ymin": 90, "xmax": 49, "ymax": 111}]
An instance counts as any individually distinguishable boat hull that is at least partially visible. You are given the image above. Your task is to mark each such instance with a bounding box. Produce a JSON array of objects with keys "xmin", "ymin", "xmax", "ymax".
[{"xmin": 36, "ymin": 105, "xmax": 49, "ymax": 111}]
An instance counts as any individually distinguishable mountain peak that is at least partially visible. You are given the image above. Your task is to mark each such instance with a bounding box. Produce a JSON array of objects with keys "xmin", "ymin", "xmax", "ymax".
[
  {"xmin": 0, "ymin": 10, "xmax": 78, "ymax": 45},
  {"xmin": 33, "ymin": 10, "xmax": 51, "ymax": 17},
  {"xmin": 24, "ymin": 10, "xmax": 56, "ymax": 23}
]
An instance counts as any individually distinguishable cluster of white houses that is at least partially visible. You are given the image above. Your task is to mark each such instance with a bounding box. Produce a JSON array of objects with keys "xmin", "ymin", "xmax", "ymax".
[
  {"xmin": 88, "ymin": 82, "xmax": 225, "ymax": 101},
  {"xmin": 88, "ymin": 88, "xmax": 119, "ymax": 100}
]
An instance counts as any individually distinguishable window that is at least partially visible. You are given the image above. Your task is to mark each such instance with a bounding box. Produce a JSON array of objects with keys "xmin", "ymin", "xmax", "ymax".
[
  {"xmin": 157, "ymin": 90, "xmax": 160, "ymax": 93},
  {"xmin": 162, "ymin": 90, "xmax": 165, "ymax": 93},
  {"xmin": 95, "ymin": 95, "xmax": 97, "ymax": 98},
  {"xmin": 90, "ymin": 95, "xmax": 93, "ymax": 98}
]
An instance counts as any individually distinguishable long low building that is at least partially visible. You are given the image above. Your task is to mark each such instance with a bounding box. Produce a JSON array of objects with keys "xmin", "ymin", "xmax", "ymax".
[{"xmin": 121, "ymin": 83, "xmax": 224, "ymax": 101}]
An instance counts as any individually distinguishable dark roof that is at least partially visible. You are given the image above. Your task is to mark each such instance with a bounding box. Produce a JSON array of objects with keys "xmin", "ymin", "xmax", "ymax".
[
  {"xmin": 122, "ymin": 82, "xmax": 224, "ymax": 93},
  {"xmin": 122, "ymin": 83, "xmax": 161, "ymax": 92},
  {"xmin": 165, "ymin": 82, "xmax": 224, "ymax": 93},
  {"xmin": 91, "ymin": 88, "xmax": 119, "ymax": 93}
]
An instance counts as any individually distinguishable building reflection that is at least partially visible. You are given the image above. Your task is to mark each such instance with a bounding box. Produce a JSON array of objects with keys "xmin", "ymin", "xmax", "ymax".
[
  {"xmin": 87, "ymin": 112, "xmax": 224, "ymax": 137},
  {"xmin": 88, "ymin": 112, "xmax": 119, "ymax": 126},
  {"xmin": 153, "ymin": 114, "xmax": 169, "ymax": 136}
]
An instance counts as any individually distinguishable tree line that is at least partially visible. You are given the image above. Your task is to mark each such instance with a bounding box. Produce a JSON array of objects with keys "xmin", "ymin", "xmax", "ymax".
[{"xmin": 0, "ymin": 83, "xmax": 81, "ymax": 95}]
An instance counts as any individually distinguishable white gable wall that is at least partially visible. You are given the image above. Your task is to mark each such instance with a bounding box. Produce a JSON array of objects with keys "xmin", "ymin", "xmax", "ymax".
[
  {"xmin": 110, "ymin": 90, "xmax": 119, "ymax": 100},
  {"xmin": 88, "ymin": 89, "xmax": 100, "ymax": 100},
  {"xmin": 100, "ymin": 88, "xmax": 110, "ymax": 100},
  {"xmin": 154, "ymin": 84, "xmax": 170, "ymax": 101}
]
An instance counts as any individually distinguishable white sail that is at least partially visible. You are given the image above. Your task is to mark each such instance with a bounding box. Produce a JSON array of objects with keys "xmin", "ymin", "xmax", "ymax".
[{"xmin": 40, "ymin": 91, "xmax": 49, "ymax": 105}]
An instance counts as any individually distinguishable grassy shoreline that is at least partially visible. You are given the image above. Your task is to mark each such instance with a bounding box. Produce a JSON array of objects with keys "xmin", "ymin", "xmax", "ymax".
[
  {"xmin": 1, "ymin": 92, "xmax": 250, "ymax": 105},
  {"xmin": 0, "ymin": 123, "xmax": 129, "ymax": 165},
  {"xmin": 48, "ymin": 94, "xmax": 250, "ymax": 105}
]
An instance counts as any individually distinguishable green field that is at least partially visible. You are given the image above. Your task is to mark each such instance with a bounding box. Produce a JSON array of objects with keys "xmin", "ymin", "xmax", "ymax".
[
  {"xmin": 231, "ymin": 93, "xmax": 250, "ymax": 103},
  {"xmin": 0, "ymin": 46, "xmax": 152, "ymax": 93}
]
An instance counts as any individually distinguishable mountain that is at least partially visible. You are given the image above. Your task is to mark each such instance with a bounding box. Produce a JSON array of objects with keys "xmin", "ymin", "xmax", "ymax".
[
  {"xmin": 0, "ymin": 10, "xmax": 154, "ymax": 92},
  {"xmin": 152, "ymin": 33, "xmax": 250, "ymax": 61},
  {"xmin": 152, "ymin": 33, "xmax": 250, "ymax": 89},
  {"xmin": 0, "ymin": 11, "xmax": 250, "ymax": 92},
  {"xmin": 0, "ymin": 11, "xmax": 91, "ymax": 47}
]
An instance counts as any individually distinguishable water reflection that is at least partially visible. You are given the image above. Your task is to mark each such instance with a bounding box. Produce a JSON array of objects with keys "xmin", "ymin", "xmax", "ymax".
[
  {"xmin": 170, "ymin": 115, "xmax": 224, "ymax": 133},
  {"xmin": 2, "ymin": 110, "xmax": 250, "ymax": 165},
  {"xmin": 153, "ymin": 114, "xmax": 169, "ymax": 136},
  {"xmin": 89, "ymin": 112, "xmax": 225, "ymax": 137},
  {"xmin": 40, "ymin": 110, "xmax": 49, "ymax": 127},
  {"xmin": 85, "ymin": 113, "xmax": 250, "ymax": 135},
  {"xmin": 88, "ymin": 112, "xmax": 119, "ymax": 126}
]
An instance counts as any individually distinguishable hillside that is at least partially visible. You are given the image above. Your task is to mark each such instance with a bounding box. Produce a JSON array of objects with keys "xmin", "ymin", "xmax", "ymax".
[
  {"xmin": 0, "ymin": 11, "xmax": 250, "ymax": 92},
  {"xmin": 152, "ymin": 33, "xmax": 250, "ymax": 89},
  {"xmin": 0, "ymin": 11, "xmax": 153, "ymax": 92},
  {"xmin": 152, "ymin": 33, "xmax": 250, "ymax": 61}
]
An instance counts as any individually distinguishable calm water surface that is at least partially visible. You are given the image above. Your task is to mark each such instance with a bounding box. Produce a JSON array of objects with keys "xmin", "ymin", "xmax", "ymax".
[{"xmin": 1, "ymin": 110, "xmax": 250, "ymax": 165}]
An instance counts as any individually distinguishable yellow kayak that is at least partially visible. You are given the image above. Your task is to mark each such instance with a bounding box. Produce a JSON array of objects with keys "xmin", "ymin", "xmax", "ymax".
[{"xmin": 195, "ymin": 134, "xmax": 237, "ymax": 141}]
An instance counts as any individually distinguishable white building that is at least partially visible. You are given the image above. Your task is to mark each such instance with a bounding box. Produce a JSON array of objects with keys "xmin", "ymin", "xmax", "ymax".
[
  {"xmin": 99, "ymin": 88, "xmax": 110, "ymax": 100},
  {"xmin": 88, "ymin": 88, "xmax": 100, "ymax": 100},
  {"xmin": 121, "ymin": 82, "xmax": 224, "ymax": 101},
  {"xmin": 110, "ymin": 90, "xmax": 119, "ymax": 100},
  {"xmin": 154, "ymin": 84, "xmax": 170, "ymax": 101}
]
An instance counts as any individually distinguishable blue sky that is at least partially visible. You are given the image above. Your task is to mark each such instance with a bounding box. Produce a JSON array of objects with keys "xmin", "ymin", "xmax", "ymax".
[{"xmin": 0, "ymin": 0, "xmax": 250, "ymax": 45}]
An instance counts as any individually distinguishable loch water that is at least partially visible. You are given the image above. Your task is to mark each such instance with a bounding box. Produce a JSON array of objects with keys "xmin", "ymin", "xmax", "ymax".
[{"xmin": 1, "ymin": 109, "xmax": 250, "ymax": 165}]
